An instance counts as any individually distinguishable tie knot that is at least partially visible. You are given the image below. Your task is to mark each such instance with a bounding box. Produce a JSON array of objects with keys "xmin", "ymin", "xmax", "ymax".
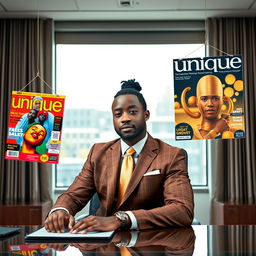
[{"xmin": 126, "ymin": 147, "xmax": 135, "ymax": 156}]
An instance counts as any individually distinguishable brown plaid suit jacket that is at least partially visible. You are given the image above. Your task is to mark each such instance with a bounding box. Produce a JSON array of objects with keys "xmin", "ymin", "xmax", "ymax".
[{"xmin": 53, "ymin": 134, "xmax": 194, "ymax": 229}]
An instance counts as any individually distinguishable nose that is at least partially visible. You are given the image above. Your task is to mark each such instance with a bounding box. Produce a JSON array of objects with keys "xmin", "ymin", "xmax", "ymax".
[
  {"xmin": 206, "ymin": 98, "xmax": 214, "ymax": 106},
  {"xmin": 121, "ymin": 112, "xmax": 131, "ymax": 123}
]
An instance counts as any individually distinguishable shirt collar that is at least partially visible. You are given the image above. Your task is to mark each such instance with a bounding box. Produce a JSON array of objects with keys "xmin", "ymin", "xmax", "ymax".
[{"xmin": 121, "ymin": 133, "xmax": 148, "ymax": 156}]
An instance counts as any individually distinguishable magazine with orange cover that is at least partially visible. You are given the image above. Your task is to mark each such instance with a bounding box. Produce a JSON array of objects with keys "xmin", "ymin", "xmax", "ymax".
[
  {"xmin": 173, "ymin": 55, "xmax": 245, "ymax": 140},
  {"xmin": 5, "ymin": 91, "xmax": 65, "ymax": 163}
]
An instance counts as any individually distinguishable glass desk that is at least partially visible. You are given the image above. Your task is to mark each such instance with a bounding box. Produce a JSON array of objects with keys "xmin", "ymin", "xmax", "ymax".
[{"xmin": 0, "ymin": 225, "xmax": 255, "ymax": 255}]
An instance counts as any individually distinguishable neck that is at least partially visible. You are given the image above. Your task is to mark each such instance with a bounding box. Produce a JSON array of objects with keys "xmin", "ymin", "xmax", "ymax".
[
  {"xmin": 200, "ymin": 119, "xmax": 218, "ymax": 131},
  {"xmin": 21, "ymin": 141, "xmax": 35, "ymax": 154},
  {"xmin": 123, "ymin": 131, "xmax": 146, "ymax": 146}
]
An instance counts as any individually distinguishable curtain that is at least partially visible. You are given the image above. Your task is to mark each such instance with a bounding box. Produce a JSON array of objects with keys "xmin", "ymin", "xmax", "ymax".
[
  {"xmin": 207, "ymin": 18, "xmax": 256, "ymax": 206},
  {"xmin": 212, "ymin": 226, "xmax": 256, "ymax": 254},
  {"xmin": 0, "ymin": 19, "xmax": 53, "ymax": 204}
]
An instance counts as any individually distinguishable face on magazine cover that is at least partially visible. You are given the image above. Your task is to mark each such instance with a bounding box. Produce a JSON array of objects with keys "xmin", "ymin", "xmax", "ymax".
[
  {"xmin": 23, "ymin": 124, "xmax": 46, "ymax": 147},
  {"xmin": 38, "ymin": 110, "xmax": 48, "ymax": 124},
  {"xmin": 27, "ymin": 109, "xmax": 37, "ymax": 122},
  {"xmin": 198, "ymin": 95, "xmax": 221, "ymax": 120},
  {"xmin": 33, "ymin": 99, "xmax": 42, "ymax": 111}
]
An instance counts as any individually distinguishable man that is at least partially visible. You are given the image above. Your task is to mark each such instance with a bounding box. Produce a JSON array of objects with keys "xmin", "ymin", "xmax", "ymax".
[
  {"xmin": 181, "ymin": 75, "xmax": 233, "ymax": 139},
  {"xmin": 38, "ymin": 110, "xmax": 48, "ymax": 125},
  {"xmin": 45, "ymin": 79, "xmax": 194, "ymax": 233},
  {"xmin": 27, "ymin": 109, "xmax": 38, "ymax": 127}
]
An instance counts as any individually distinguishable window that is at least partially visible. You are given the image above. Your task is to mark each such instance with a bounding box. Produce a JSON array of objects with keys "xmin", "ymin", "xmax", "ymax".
[{"xmin": 55, "ymin": 43, "xmax": 206, "ymax": 188}]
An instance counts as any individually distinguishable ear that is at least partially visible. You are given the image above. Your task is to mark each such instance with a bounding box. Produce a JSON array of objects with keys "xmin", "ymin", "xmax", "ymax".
[{"xmin": 144, "ymin": 110, "xmax": 150, "ymax": 121}]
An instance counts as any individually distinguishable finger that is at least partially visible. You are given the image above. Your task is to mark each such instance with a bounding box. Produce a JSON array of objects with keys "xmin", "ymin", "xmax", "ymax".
[
  {"xmin": 68, "ymin": 215, "xmax": 75, "ymax": 230},
  {"xmin": 221, "ymin": 114, "xmax": 229, "ymax": 119},
  {"xmin": 46, "ymin": 215, "xmax": 57, "ymax": 233},
  {"xmin": 56, "ymin": 214, "xmax": 65, "ymax": 233},
  {"xmin": 71, "ymin": 216, "xmax": 96, "ymax": 233},
  {"xmin": 44, "ymin": 220, "xmax": 50, "ymax": 232},
  {"xmin": 81, "ymin": 225, "xmax": 96, "ymax": 234},
  {"xmin": 52, "ymin": 214, "xmax": 62, "ymax": 233},
  {"xmin": 72, "ymin": 222, "xmax": 92, "ymax": 233}
]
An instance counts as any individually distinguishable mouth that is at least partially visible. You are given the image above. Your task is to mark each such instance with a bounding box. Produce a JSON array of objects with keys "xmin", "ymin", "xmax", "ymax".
[
  {"xmin": 31, "ymin": 132, "xmax": 39, "ymax": 139},
  {"xmin": 205, "ymin": 109, "xmax": 216, "ymax": 114},
  {"xmin": 120, "ymin": 125, "xmax": 135, "ymax": 132}
]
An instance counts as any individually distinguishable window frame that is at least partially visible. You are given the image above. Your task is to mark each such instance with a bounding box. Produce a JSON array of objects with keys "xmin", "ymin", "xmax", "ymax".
[{"xmin": 53, "ymin": 20, "xmax": 208, "ymax": 192}]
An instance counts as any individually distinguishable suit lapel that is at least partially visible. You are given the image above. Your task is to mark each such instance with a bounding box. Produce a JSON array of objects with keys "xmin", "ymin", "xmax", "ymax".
[
  {"xmin": 105, "ymin": 140, "xmax": 121, "ymax": 213},
  {"xmin": 117, "ymin": 135, "xmax": 159, "ymax": 208}
]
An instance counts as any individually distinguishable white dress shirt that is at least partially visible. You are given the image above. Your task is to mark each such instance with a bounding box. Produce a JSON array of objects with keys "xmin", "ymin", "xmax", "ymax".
[{"xmin": 120, "ymin": 133, "xmax": 148, "ymax": 229}]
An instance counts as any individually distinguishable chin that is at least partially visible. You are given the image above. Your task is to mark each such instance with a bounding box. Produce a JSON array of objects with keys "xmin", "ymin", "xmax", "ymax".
[
  {"xmin": 120, "ymin": 133, "xmax": 137, "ymax": 140},
  {"xmin": 205, "ymin": 115, "xmax": 218, "ymax": 120}
]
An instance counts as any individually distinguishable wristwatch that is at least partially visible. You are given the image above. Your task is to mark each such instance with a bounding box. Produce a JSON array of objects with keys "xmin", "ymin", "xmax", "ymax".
[{"xmin": 114, "ymin": 211, "xmax": 130, "ymax": 229}]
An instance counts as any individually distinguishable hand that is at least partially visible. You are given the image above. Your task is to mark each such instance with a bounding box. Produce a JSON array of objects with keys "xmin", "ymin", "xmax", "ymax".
[
  {"xmin": 70, "ymin": 216, "xmax": 121, "ymax": 234},
  {"xmin": 44, "ymin": 210, "xmax": 75, "ymax": 233},
  {"xmin": 214, "ymin": 114, "xmax": 230, "ymax": 134},
  {"xmin": 71, "ymin": 242, "xmax": 108, "ymax": 251},
  {"xmin": 45, "ymin": 243, "xmax": 69, "ymax": 251}
]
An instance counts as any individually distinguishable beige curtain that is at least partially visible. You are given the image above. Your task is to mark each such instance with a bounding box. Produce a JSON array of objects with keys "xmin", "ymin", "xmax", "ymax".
[
  {"xmin": 212, "ymin": 226, "xmax": 256, "ymax": 254},
  {"xmin": 207, "ymin": 18, "xmax": 256, "ymax": 205},
  {"xmin": 0, "ymin": 19, "xmax": 53, "ymax": 204}
]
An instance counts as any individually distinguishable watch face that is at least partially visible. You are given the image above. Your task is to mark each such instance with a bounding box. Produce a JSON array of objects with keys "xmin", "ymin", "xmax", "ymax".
[{"xmin": 115, "ymin": 212, "xmax": 129, "ymax": 228}]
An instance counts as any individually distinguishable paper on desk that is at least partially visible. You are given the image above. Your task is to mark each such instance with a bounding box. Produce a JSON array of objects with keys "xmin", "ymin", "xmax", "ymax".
[{"xmin": 26, "ymin": 227, "xmax": 114, "ymax": 239}]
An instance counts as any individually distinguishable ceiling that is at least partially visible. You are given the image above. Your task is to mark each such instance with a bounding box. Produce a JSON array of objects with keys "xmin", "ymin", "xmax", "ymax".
[{"xmin": 0, "ymin": 0, "xmax": 256, "ymax": 20}]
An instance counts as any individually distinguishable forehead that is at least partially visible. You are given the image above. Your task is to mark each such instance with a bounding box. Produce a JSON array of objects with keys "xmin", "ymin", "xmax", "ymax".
[
  {"xmin": 31, "ymin": 124, "xmax": 45, "ymax": 130},
  {"xmin": 200, "ymin": 95, "xmax": 220, "ymax": 98},
  {"xmin": 112, "ymin": 94, "xmax": 142, "ymax": 110}
]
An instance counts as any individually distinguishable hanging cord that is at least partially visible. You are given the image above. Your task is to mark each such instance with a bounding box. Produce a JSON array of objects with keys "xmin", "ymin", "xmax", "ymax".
[
  {"xmin": 179, "ymin": 0, "xmax": 233, "ymax": 60},
  {"xmin": 203, "ymin": 0, "xmax": 233, "ymax": 57},
  {"xmin": 19, "ymin": 0, "xmax": 52, "ymax": 92}
]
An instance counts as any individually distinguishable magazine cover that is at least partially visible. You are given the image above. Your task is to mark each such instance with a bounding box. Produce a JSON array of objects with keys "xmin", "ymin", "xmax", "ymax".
[
  {"xmin": 5, "ymin": 91, "xmax": 65, "ymax": 163},
  {"xmin": 173, "ymin": 55, "xmax": 245, "ymax": 140},
  {"xmin": 9, "ymin": 244, "xmax": 50, "ymax": 255}
]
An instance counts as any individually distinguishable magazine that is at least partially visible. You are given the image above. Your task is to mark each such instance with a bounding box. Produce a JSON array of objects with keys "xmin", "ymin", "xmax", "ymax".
[
  {"xmin": 9, "ymin": 244, "xmax": 49, "ymax": 255},
  {"xmin": 173, "ymin": 55, "xmax": 245, "ymax": 140},
  {"xmin": 5, "ymin": 91, "xmax": 65, "ymax": 163}
]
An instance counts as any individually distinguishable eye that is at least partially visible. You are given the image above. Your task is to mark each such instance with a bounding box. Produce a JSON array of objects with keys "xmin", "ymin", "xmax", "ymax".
[
  {"xmin": 201, "ymin": 97, "xmax": 207, "ymax": 102},
  {"xmin": 114, "ymin": 112, "xmax": 122, "ymax": 118},
  {"xmin": 129, "ymin": 110, "xmax": 138, "ymax": 115}
]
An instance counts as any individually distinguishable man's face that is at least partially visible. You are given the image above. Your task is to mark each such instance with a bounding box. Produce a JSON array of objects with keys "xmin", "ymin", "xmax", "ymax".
[
  {"xmin": 38, "ymin": 113, "xmax": 47, "ymax": 122},
  {"xmin": 33, "ymin": 100, "xmax": 41, "ymax": 111},
  {"xmin": 198, "ymin": 95, "xmax": 221, "ymax": 119},
  {"xmin": 28, "ymin": 110, "xmax": 37, "ymax": 120},
  {"xmin": 112, "ymin": 94, "xmax": 149, "ymax": 145}
]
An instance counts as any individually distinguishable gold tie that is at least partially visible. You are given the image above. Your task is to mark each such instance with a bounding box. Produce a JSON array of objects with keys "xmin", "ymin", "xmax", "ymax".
[
  {"xmin": 118, "ymin": 147, "xmax": 136, "ymax": 204},
  {"xmin": 120, "ymin": 247, "xmax": 132, "ymax": 256}
]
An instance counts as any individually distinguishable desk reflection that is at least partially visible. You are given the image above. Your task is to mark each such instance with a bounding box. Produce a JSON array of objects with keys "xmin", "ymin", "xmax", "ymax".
[
  {"xmin": 2, "ymin": 225, "xmax": 256, "ymax": 255},
  {"xmin": 48, "ymin": 227, "xmax": 195, "ymax": 255}
]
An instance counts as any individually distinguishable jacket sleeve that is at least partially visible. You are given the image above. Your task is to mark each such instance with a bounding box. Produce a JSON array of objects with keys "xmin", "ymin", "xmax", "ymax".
[
  {"xmin": 132, "ymin": 148, "xmax": 194, "ymax": 229},
  {"xmin": 52, "ymin": 145, "xmax": 96, "ymax": 216}
]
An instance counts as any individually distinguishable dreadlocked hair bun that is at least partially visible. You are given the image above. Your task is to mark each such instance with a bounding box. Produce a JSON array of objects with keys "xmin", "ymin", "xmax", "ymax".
[{"xmin": 120, "ymin": 79, "xmax": 142, "ymax": 92}]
